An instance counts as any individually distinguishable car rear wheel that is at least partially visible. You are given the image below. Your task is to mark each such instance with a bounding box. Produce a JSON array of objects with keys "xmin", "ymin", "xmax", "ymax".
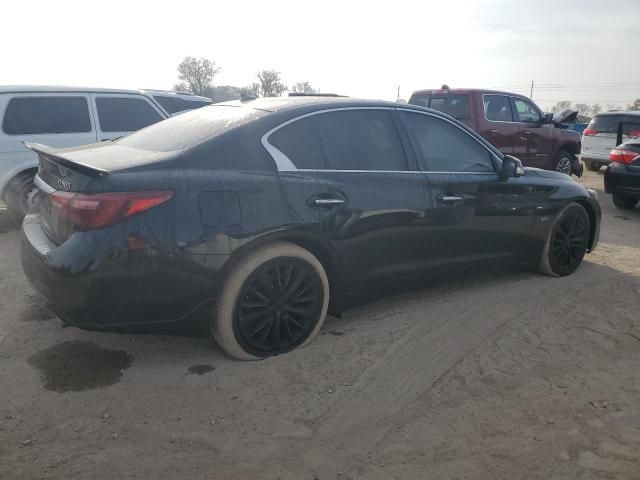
[
  {"xmin": 212, "ymin": 242, "xmax": 329, "ymax": 360},
  {"xmin": 553, "ymin": 151, "xmax": 574, "ymax": 175},
  {"xmin": 3, "ymin": 170, "xmax": 39, "ymax": 223},
  {"xmin": 586, "ymin": 162, "xmax": 601, "ymax": 171},
  {"xmin": 612, "ymin": 194, "xmax": 638, "ymax": 210},
  {"xmin": 538, "ymin": 202, "xmax": 590, "ymax": 277}
]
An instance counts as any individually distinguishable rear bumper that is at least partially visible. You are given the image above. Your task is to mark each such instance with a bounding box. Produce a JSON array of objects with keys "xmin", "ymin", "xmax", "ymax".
[
  {"xmin": 21, "ymin": 214, "xmax": 222, "ymax": 328},
  {"xmin": 604, "ymin": 163, "xmax": 640, "ymax": 199}
]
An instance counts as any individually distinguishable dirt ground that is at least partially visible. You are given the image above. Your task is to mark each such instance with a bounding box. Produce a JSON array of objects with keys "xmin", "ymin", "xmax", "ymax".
[{"xmin": 1, "ymin": 169, "xmax": 639, "ymax": 480}]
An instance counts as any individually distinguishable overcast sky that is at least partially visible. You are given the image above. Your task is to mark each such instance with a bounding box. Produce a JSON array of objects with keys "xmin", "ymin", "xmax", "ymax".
[{"xmin": 2, "ymin": 0, "xmax": 639, "ymax": 110}]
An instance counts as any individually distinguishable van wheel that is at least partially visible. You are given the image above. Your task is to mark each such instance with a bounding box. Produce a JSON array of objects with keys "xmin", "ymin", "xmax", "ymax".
[
  {"xmin": 212, "ymin": 242, "xmax": 329, "ymax": 360},
  {"xmin": 4, "ymin": 170, "xmax": 39, "ymax": 223},
  {"xmin": 612, "ymin": 194, "xmax": 638, "ymax": 210},
  {"xmin": 586, "ymin": 162, "xmax": 601, "ymax": 171},
  {"xmin": 553, "ymin": 151, "xmax": 574, "ymax": 175},
  {"xmin": 538, "ymin": 202, "xmax": 590, "ymax": 277}
]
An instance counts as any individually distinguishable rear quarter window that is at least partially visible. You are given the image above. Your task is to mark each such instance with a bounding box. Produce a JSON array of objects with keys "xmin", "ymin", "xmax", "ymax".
[
  {"xmin": 409, "ymin": 94, "xmax": 470, "ymax": 121},
  {"xmin": 2, "ymin": 96, "xmax": 91, "ymax": 135}
]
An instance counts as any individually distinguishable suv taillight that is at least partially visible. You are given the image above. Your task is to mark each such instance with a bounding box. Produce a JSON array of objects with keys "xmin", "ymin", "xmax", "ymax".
[
  {"xmin": 50, "ymin": 191, "xmax": 173, "ymax": 229},
  {"xmin": 583, "ymin": 128, "xmax": 597, "ymax": 136},
  {"xmin": 610, "ymin": 148, "xmax": 639, "ymax": 165}
]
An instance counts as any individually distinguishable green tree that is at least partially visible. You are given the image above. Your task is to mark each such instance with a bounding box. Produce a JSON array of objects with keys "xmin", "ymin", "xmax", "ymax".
[{"xmin": 174, "ymin": 57, "xmax": 221, "ymax": 95}]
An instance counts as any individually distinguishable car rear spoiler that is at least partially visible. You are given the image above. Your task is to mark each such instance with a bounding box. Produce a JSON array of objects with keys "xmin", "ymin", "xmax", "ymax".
[{"xmin": 23, "ymin": 142, "xmax": 110, "ymax": 177}]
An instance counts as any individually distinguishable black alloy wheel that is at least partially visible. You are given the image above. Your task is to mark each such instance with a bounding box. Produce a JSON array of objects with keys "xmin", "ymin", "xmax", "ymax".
[
  {"xmin": 234, "ymin": 258, "xmax": 324, "ymax": 355},
  {"xmin": 548, "ymin": 207, "xmax": 589, "ymax": 275}
]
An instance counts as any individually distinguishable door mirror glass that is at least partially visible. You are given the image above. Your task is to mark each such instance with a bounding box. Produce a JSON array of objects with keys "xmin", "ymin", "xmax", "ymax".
[
  {"xmin": 542, "ymin": 113, "xmax": 554, "ymax": 124},
  {"xmin": 500, "ymin": 155, "xmax": 525, "ymax": 178}
]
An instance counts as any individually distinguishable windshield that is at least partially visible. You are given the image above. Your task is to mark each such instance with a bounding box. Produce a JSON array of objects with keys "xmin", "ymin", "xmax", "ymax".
[
  {"xmin": 588, "ymin": 114, "xmax": 640, "ymax": 135},
  {"xmin": 117, "ymin": 105, "xmax": 264, "ymax": 152},
  {"xmin": 409, "ymin": 94, "xmax": 470, "ymax": 121}
]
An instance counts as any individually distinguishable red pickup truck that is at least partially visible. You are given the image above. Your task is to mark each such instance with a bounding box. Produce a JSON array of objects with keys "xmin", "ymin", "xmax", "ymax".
[{"xmin": 408, "ymin": 88, "xmax": 582, "ymax": 176}]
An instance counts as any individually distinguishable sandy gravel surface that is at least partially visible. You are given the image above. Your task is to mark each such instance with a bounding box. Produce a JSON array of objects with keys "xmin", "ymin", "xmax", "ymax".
[{"xmin": 0, "ymin": 169, "xmax": 639, "ymax": 479}]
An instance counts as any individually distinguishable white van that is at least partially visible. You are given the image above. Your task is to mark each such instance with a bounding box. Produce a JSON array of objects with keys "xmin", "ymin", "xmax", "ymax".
[
  {"xmin": 0, "ymin": 86, "xmax": 170, "ymax": 220},
  {"xmin": 581, "ymin": 111, "xmax": 640, "ymax": 171}
]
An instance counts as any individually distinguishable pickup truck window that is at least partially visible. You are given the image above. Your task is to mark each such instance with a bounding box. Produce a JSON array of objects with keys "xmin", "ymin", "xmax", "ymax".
[
  {"xmin": 409, "ymin": 94, "xmax": 470, "ymax": 121},
  {"xmin": 401, "ymin": 111, "xmax": 494, "ymax": 173},
  {"xmin": 512, "ymin": 98, "xmax": 542, "ymax": 123},
  {"xmin": 483, "ymin": 95, "xmax": 513, "ymax": 122}
]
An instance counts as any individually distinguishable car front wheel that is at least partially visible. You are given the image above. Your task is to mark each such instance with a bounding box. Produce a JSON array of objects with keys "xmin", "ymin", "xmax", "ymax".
[
  {"xmin": 538, "ymin": 202, "xmax": 590, "ymax": 277},
  {"xmin": 212, "ymin": 242, "xmax": 330, "ymax": 360},
  {"xmin": 612, "ymin": 194, "xmax": 638, "ymax": 210}
]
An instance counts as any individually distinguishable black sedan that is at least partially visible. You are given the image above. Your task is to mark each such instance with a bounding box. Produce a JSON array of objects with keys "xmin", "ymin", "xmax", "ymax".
[
  {"xmin": 604, "ymin": 136, "xmax": 640, "ymax": 209},
  {"xmin": 21, "ymin": 96, "xmax": 601, "ymax": 360}
]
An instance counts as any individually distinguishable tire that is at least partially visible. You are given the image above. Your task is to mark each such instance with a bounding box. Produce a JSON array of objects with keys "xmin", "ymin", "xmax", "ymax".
[
  {"xmin": 3, "ymin": 170, "xmax": 39, "ymax": 223},
  {"xmin": 553, "ymin": 151, "xmax": 574, "ymax": 175},
  {"xmin": 612, "ymin": 194, "xmax": 638, "ymax": 210},
  {"xmin": 586, "ymin": 162, "xmax": 601, "ymax": 171},
  {"xmin": 538, "ymin": 202, "xmax": 590, "ymax": 277},
  {"xmin": 212, "ymin": 242, "xmax": 330, "ymax": 360}
]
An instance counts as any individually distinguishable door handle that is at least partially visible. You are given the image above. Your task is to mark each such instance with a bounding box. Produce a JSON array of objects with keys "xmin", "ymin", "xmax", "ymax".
[
  {"xmin": 523, "ymin": 130, "xmax": 533, "ymax": 135},
  {"xmin": 437, "ymin": 194, "xmax": 464, "ymax": 204},
  {"xmin": 488, "ymin": 129, "xmax": 499, "ymax": 134},
  {"xmin": 309, "ymin": 196, "xmax": 345, "ymax": 208}
]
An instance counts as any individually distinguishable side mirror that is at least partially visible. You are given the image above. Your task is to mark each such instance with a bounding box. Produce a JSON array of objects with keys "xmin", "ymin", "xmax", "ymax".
[
  {"xmin": 542, "ymin": 113, "xmax": 554, "ymax": 124},
  {"xmin": 500, "ymin": 155, "xmax": 525, "ymax": 179}
]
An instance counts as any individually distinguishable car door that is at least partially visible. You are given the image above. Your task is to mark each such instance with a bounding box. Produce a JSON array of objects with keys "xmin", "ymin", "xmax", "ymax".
[
  {"xmin": 511, "ymin": 97, "xmax": 553, "ymax": 168},
  {"xmin": 398, "ymin": 109, "xmax": 538, "ymax": 271},
  {"xmin": 90, "ymin": 94, "xmax": 166, "ymax": 141},
  {"xmin": 266, "ymin": 107, "xmax": 431, "ymax": 291},
  {"xmin": 479, "ymin": 94, "xmax": 522, "ymax": 157}
]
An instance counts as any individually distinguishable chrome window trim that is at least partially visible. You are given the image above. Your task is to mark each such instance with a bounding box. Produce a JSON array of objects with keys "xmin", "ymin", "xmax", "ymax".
[
  {"xmin": 262, "ymin": 106, "xmax": 499, "ymax": 174},
  {"xmin": 481, "ymin": 93, "xmax": 542, "ymax": 124}
]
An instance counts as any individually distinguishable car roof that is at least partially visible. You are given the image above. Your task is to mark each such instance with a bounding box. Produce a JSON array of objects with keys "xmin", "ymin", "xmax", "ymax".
[
  {"xmin": 143, "ymin": 90, "xmax": 212, "ymax": 102},
  {"xmin": 411, "ymin": 88, "xmax": 530, "ymax": 98},
  {"xmin": 216, "ymin": 96, "xmax": 402, "ymax": 112},
  {"xmin": 595, "ymin": 110, "xmax": 640, "ymax": 116},
  {"xmin": 0, "ymin": 85, "xmax": 149, "ymax": 95}
]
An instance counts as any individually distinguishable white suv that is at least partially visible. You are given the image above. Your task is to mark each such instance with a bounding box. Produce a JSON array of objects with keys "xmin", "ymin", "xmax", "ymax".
[
  {"xmin": 0, "ymin": 86, "xmax": 170, "ymax": 220},
  {"xmin": 144, "ymin": 90, "xmax": 212, "ymax": 115},
  {"xmin": 581, "ymin": 111, "xmax": 640, "ymax": 171}
]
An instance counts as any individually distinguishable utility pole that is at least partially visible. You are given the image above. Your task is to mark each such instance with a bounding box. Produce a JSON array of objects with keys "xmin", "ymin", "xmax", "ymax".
[
  {"xmin": 530, "ymin": 80, "xmax": 534, "ymax": 100},
  {"xmin": 397, "ymin": 85, "xmax": 400, "ymax": 102}
]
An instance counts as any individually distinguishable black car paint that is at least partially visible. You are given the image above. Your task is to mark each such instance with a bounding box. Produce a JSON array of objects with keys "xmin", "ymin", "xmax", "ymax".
[
  {"xmin": 604, "ymin": 139, "xmax": 640, "ymax": 200},
  {"xmin": 21, "ymin": 98, "xmax": 601, "ymax": 329}
]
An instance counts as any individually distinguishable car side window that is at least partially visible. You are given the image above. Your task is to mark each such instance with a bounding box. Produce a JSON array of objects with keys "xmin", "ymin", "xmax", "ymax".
[
  {"xmin": 268, "ymin": 116, "xmax": 325, "ymax": 169},
  {"xmin": 2, "ymin": 96, "xmax": 92, "ymax": 135},
  {"xmin": 483, "ymin": 95, "xmax": 513, "ymax": 122},
  {"xmin": 95, "ymin": 97, "xmax": 163, "ymax": 132},
  {"xmin": 401, "ymin": 111, "xmax": 495, "ymax": 173},
  {"xmin": 512, "ymin": 98, "xmax": 542, "ymax": 123},
  {"xmin": 313, "ymin": 109, "xmax": 408, "ymax": 171}
]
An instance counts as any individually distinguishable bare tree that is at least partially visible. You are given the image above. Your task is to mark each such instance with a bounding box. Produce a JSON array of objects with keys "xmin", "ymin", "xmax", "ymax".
[
  {"xmin": 257, "ymin": 70, "xmax": 287, "ymax": 97},
  {"xmin": 239, "ymin": 83, "xmax": 261, "ymax": 99},
  {"xmin": 175, "ymin": 57, "xmax": 221, "ymax": 95},
  {"xmin": 550, "ymin": 101, "xmax": 572, "ymax": 113},
  {"xmin": 628, "ymin": 99, "xmax": 640, "ymax": 111},
  {"xmin": 291, "ymin": 81, "xmax": 317, "ymax": 94},
  {"xmin": 591, "ymin": 104, "xmax": 602, "ymax": 116},
  {"xmin": 574, "ymin": 103, "xmax": 592, "ymax": 117}
]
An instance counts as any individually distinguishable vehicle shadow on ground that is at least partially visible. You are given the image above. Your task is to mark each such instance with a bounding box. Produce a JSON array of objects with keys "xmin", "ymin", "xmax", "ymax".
[{"xmin": 0, "ymin": 204, "xmax": 18, "ymax": 233}]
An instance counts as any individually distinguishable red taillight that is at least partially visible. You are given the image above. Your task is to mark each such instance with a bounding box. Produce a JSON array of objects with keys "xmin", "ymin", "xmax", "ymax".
[
  {"xmin": 610, "ymin": 148, "xmax": 639, "ymax": 164},
  {"xmin": 583, "ymin": 128, "xmax": 597, "ymax": 136},
  {"xmin": 50, "ymin": 190, "xmax": 173, "ymax": 229}
]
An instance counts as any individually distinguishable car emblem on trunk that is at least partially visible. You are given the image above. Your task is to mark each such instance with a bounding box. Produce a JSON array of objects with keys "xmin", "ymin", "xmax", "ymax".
[{"xmin": 57, "ymin": 177, "xmax": 72, "ymax": 191}]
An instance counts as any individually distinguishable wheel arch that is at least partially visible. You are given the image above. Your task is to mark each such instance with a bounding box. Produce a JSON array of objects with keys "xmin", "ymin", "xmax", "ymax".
[
  {"xmin": 0, "ymin": 166, "xmax": 38, "ymax": 200},
  {"xmin": 574, "ymin": 198, "xmax": 597, "ymax": 252},
  {"xmin": 220, "ymin": 230, "xmax": 345, "ymax": 313}
]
